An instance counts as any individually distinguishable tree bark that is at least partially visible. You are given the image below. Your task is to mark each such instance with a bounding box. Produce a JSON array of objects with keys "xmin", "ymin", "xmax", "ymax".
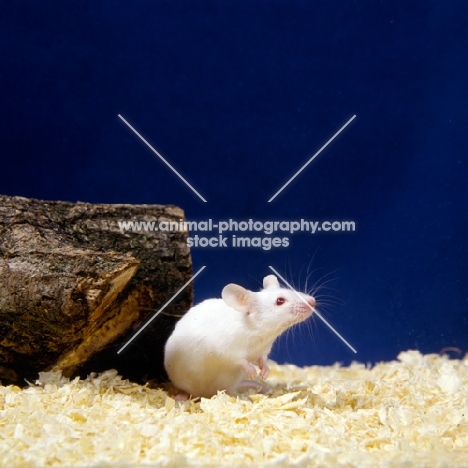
[{"xmin": 0, "ymin": 195, "xmax": 192, "ymax": 385}]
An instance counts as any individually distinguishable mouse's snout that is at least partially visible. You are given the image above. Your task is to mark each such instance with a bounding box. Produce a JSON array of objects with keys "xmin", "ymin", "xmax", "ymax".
[{"xmin": 293, "ymin": 294, "xmax": 315, "ymax": 322}]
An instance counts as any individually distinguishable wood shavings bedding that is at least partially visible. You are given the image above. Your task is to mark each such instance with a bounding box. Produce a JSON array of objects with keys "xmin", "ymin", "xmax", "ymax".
[{"xmin": 0, "ymin": 350, "xmax": 467, "ymax": 467}]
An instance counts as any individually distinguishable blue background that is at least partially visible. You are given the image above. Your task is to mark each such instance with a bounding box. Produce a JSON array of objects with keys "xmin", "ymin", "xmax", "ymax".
[{"xmin": 1, "ymin": 1, "xmax": 467, "ymax": 367}]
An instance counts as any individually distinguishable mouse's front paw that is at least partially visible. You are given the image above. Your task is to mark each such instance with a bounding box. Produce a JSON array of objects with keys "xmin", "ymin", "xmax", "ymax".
[
  {"xmin": 258, "ymin": 356, "xmax": 270, "ymax": 380},
  {"xmin": 240, "ymin": 360, "xmax": 257, "ymax": 379}
]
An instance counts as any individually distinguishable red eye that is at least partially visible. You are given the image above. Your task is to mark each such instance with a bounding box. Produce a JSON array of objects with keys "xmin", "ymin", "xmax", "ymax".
[{"xmin": 276, "ymin": 297, "xmax": 286, "ymax": 306}]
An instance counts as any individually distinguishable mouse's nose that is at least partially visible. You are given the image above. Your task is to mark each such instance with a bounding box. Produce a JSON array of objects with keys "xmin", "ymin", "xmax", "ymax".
[{"xmin": 308, "ymin": 297, "xmax": 316, "ymax": 309}]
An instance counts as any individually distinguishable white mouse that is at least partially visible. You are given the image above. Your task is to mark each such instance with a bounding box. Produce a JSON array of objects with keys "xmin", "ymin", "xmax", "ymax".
[{"xmin": 164, "ymin": 274, "xmax": 316, "ymax": 398}]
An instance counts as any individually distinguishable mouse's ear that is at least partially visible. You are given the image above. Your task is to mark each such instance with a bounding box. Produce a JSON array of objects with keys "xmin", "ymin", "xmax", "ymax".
[
  {"xmin": 263, "ymin": 275, "xmax": 280, "ymax": 289},
  {"xmin": 222, "ymin": 284, "xmax": 250, "ymax": 313}
]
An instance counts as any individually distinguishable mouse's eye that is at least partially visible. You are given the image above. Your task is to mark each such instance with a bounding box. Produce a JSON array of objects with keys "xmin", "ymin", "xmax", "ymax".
[{"xmin": 276, "ymin": 297, "xmax": 286, "ymax": 306}]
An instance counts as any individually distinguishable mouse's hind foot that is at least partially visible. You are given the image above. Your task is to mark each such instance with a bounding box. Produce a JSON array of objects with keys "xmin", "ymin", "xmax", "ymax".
[{"xmin": 174, "ymin": 391, "xmax": 190, "ymax": 401}]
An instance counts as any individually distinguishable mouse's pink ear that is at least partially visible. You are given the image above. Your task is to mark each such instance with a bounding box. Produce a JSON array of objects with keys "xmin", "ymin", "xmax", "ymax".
[
  {"xmin": 263, "ymin": 275, "xmax": 280, "ymax": 289},
  {"xmin": 222, "ymin": 284, "xmax": 250, "ymax": 313}
]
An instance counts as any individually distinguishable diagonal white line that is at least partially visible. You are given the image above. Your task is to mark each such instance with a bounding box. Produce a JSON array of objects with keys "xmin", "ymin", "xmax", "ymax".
[
  {"xmin": 118, "ymin": 114, "xmax": 207, "ymax": 202},
  {"xmin": 268, "ymin": 114, "xmax": 357, "ymax": 202},
  {"xmin": 117, "ymin": 266, "xmax": 207, "ymax": 354},
  {"xmin": 268, "ymin": 265, "xmax": 357, "ymax": 353}
]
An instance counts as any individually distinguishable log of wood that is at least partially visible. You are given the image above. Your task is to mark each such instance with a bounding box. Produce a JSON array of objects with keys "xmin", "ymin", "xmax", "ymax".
[{"xmin": 0, "ymin": 195, "xmax": 192, "ymax": 386}]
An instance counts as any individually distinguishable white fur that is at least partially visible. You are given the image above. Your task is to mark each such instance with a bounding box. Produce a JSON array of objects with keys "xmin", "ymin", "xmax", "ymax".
[{"xmin": 164, "ymin": 274, "xmax": 315, "ymax": 397}]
